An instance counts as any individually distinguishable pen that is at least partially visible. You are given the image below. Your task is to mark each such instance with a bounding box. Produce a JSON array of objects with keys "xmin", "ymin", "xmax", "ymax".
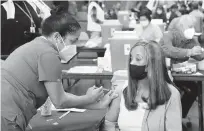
[{"xmin": 59, "ymin": 110, "xmax": 70, "ymax": 120}]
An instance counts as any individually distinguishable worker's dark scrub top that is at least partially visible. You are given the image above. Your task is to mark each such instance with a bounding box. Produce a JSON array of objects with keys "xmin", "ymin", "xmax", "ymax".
[{"xmin": 1, "ymin": 37, "xmax": 62, "ymax": 131}]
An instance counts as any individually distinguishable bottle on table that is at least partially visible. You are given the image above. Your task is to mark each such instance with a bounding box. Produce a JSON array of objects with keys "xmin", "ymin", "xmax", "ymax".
[{"xmin": 41, "ymin": 97, "xmax": 52, "ymax": 116}]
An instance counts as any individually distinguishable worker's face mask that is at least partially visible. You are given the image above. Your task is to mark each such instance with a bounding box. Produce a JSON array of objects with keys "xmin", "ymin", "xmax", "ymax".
[
  {"xmin": 184, "ymin": 28, "xmax": 195, "ymax": 39},
  {"xmin": 55, "ymin": 34, "xmax": 77, "ymax": 63},
  {"xmin": 140, "ymin": 20, "xmax": 149, "ymax": 27}
]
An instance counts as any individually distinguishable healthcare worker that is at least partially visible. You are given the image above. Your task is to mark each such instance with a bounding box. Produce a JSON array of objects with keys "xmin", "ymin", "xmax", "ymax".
[
  {"xmin": 1, "ymin": 6, "xmax": 118, "ymax": 131},
  {"xmin": 160, "ymin": 14, "xmax": 204, "ymax": 119}
]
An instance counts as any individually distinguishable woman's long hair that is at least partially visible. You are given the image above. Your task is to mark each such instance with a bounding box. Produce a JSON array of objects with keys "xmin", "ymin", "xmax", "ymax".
[{"xmin": 123, "ymin": 40, "xmax": 172, "ymax": 110}]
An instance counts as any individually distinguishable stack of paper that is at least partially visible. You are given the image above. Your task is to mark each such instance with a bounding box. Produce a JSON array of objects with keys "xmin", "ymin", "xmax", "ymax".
[
  {"xmin": 172, "ymin": 62, "xmax": 197, "ymax": 73},
  {"xmin": 85, "ymin": 37, "xmax": 102, "ymax": 48}
]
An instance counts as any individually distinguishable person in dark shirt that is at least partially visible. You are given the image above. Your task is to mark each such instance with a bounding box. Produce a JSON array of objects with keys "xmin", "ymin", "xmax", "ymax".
[
  {"xmin": 179, "ymin": 4, "xmax": 189, "ymax": 15},
  {"xmin": 107, "ymin": 9, "xmax": 117, "ymax": 19},
  {"xmin": 51, "ymin": 1, "xmax": 69, "ymax": 14},
  {"xmin": 160, "ymin": 15, "xmax": 204, "ymax": 119},
  {"xmin": 1, "ymin": 1, "xmax": 41, "ymax": 57},
  {"xmin": 152, "ymin": 5, "xmax": 167, "ymax": 23},
  {"xmin": 169, "ymin": 4, "xmax": 181, "ymax": 24}
]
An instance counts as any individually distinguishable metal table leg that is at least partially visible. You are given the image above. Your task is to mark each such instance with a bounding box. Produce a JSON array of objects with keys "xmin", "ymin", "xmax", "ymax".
[{"xmin": 198, "ymin": 81, "xmax": 203, "ymax": 131}]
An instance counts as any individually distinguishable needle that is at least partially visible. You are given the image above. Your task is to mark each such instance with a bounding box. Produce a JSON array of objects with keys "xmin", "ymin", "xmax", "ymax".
[{"xmin": 59, "ymin": 111, "xmax": 70, "ymax": 120}]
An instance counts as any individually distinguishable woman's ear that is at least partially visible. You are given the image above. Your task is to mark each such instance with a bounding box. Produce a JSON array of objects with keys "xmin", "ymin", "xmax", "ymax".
[
  {"xmin": 145, "ymin": 66, "xmax": 148, "ymax": 72},
  {"xmin": 52, "ymin": 32, "xmax": 64, "ymax": 51},
  {"xmin": 53, "ymin": 32, "xmax": 63, "ymax": 44}
]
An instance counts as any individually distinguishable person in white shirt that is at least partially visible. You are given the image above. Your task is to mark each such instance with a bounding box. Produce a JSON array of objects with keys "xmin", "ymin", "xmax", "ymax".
[
  {"xmin": 26, "ymin": 0, "xmax": 51, "ymax": 20},
  {"xmin": 102, "ymin": 40, "xmax": 182, "ymax": 131},
  {"xmin": 87, "ymin": 0, "xmax": 105, "ymax": 39},
  {"xmin": 134, "ymin": 8, "xmax": 163, "ymax": 43}
]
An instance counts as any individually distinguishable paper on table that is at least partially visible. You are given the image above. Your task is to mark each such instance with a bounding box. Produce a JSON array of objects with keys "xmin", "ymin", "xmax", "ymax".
[
  {"xmin": 37, "ymin": 101, "xmax": 86, "ymax": 112},
  {"xmin": 51, "ymin": 104, "xmax": 86, "ymax": 112},
  {"xmin": 192, "ymin": 72, "xmax": 204, "ymax": 76},
  {"xmin": 85, "ymin": 37, "xmax": 102, "ymax": 48},
  {"xmin": 102, "ymin": 44, "xmax": 112, "ymax": 72},
  {"xmin": 66, "ymin": 66, "xmax": 99, "ymax": 73},
  {"xmin": 53, "ymin": 108, "xmax": 86, "ymax": 112}
]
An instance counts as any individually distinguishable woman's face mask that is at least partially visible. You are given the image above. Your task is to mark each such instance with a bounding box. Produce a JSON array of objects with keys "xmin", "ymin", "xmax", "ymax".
[
  {"xmin": 130, "ymin": 46, "xmax": 148, "ymax": 80},
  {"xmin": 130, "ymin": 65, "xmax": 147, "ymax": 80},
  {"xmin": 55, "ymin": 34, "xmax": 77, "ymax": 63},
  {"xmin": 184, "ymin": 28, "xmax": 195, "ymax": 39}
]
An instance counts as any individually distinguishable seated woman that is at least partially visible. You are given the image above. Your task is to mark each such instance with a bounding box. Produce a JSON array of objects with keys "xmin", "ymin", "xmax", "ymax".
[
  {"xmin": 160, "ymin": 14, "xmax": 204, "ymax": 118},
  {"xmin": 134, "ymin": 8, "xmax": 163, "ymax": 43},
  {"xmin": 152, "ymin": 5, "xmax": 167, "ymax": 23},
  {"xmin": 102, "ymin": 40, "xmax": 182, "ymax": 131}
]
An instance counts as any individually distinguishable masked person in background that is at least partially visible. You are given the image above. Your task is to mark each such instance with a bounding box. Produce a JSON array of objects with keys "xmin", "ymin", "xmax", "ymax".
[
  {"xmin": 179, "ymin": 4, "xmax": 189, "ymax": 15},
  {"xmin": 102, "ymin": 40, "xmax": 182, "ymax": 131},
  {"xmin": 134, "ymin": 8, "xmax": 163, "ymax": 43},
  {"xmin": 159, "ymin": 15, "xmax": 204, "ymax": 119},
  {"xmin": 152, "ymin": 5, "xmax": 167, "ymax": 23},
  {"xmin": 1, "ymin": 6, "xmax": 118, "ymax": 131}
]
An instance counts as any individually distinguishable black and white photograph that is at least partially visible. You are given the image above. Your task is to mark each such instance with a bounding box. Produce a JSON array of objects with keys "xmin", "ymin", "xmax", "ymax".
[{"xmin": 1, "ymin": 0, "xmax": 204, "ymax": 131}]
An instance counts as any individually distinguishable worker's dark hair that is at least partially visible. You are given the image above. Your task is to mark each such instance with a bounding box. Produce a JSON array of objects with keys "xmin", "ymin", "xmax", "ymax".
[
  {"xmin": 181, "ymin": 4, "xmax": 187, "ymax": 9},
  {"xmin": 51, "ymin": 1, "xmax": 69, "ymax": 14},
  {"xmin": 139, "ymin": 7, "xmax": 152, "ymax": 21},
  {"xmin": 41, "ymin": 5, "xmax": 81, "ymax": 37},
  {"xmin": 171, "ymin": 4, "xmax": 178, "ymax": 9},
  {"xmin": 199, "ymin": 1, "xmax": 202, "ymax": 6}
]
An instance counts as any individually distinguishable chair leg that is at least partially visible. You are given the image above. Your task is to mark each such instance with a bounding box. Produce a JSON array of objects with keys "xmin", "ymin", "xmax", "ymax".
[{"xmin": 182, "ymin": 117, "xmax": 192, "ymax": 131}]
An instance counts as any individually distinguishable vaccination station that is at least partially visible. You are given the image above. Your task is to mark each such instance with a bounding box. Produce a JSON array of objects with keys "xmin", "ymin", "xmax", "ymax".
[{"xmin": 1, "ymin": 0, "xmax": 204, "ymax": 131}]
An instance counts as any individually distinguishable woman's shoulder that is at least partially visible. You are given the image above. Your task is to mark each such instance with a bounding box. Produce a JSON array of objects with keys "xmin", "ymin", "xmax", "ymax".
[
  {"xmin": 114, "ymin": 80, "xmax": 128, "ymax": 96},
  {"xmin": 167, "ymin": 83, "xmax": 181, "ymax": 100}
]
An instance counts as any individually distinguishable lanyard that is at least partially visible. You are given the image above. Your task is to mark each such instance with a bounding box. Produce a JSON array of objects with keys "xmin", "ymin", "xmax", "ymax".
[{"xmin": 15, "ymin": 2, "xmax": 36, "ymax": 28}]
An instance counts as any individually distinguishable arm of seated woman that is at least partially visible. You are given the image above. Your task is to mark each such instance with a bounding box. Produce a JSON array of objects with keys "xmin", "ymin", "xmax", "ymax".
[
  {"xmin": 165, "ymin": 84, "xmax": 182, "ymax": 131},
  {"xmin": 101, "ymin": 88, "xmax": 122, "ymax": 131}
]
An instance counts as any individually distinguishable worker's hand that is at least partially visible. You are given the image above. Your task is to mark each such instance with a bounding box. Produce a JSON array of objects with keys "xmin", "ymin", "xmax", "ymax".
[
  {"xmin": 190, "ymin": 46, "xmax": 203, "ymax": 56},
  {"xmin": 86, "ymin": 86, "xmax": 104, "ymax": 103},
  {"xmin": 99, "ymin": 90, "xmax": 118, "ymax": 109}
]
